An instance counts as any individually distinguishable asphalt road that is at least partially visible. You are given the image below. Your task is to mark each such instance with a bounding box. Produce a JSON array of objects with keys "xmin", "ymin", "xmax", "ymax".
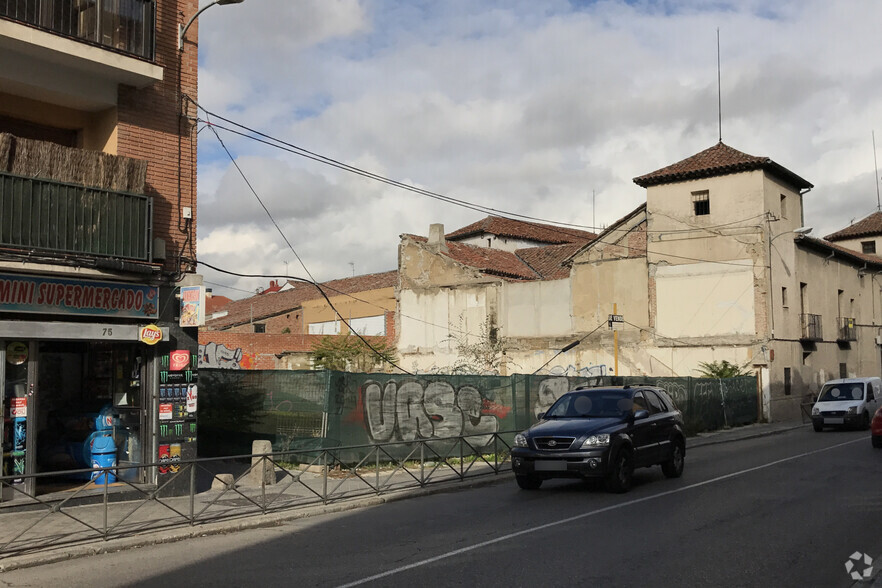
[{"xmin": 1, "ymin": 427, "xmax": 880, "ymax": 588}]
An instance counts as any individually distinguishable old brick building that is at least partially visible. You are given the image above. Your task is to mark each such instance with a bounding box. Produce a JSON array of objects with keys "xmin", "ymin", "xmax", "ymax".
[{"xmin": 0, "ymin": 0, "xmax": 207, "ymax": 497}]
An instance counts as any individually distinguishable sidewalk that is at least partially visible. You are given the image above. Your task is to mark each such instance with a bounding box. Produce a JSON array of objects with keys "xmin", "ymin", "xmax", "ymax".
[{"xmin": 0, "ymin": 421, "xmax": 807, "ymax": 573}]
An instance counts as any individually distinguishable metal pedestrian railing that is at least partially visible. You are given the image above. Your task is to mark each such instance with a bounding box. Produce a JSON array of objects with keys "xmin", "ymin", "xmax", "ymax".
[{"xmin": 0, "ymin": 431, "xmax": 514, "ymax": 558}]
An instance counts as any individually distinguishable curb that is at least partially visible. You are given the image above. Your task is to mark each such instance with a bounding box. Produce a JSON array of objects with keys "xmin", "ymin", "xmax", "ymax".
[
  {"xmin": 0, "ymin": 473, "xmax": 512, "ymax": 573},
  {"xmin": 686, "ymin": 423, "xmax": 809, "ymax": 449}
]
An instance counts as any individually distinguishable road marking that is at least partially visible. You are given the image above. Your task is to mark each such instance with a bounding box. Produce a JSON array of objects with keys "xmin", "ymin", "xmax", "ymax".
[{"xmin": 337, "ymin": 437, "xmax": 863, "ymax": 587}]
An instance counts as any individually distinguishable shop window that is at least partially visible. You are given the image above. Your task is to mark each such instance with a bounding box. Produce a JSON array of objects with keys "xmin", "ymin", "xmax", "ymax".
[{"xmin": 692, "ymin": 190, "xmax": 710, "ymax": 216}]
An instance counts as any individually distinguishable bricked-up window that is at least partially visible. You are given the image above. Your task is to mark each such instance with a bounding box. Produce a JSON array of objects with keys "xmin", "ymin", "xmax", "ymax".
[
  {"xmin": 692, "ymin": 190, "xmax": 710, "ymax": 216},
  {"xmin": 253, "ymin": 323, "xmax": 266, "ymax": 333},
  {"xmin": 784, "ymin": 368, "xmax": 791, "ymax": 396},
  {"xmin": 862, "ymin": 241, "xmax": 876, "ymax": 254},
  {"xmin": 840, "ymin": 363, "xmax": 847, "ymax": 378}
]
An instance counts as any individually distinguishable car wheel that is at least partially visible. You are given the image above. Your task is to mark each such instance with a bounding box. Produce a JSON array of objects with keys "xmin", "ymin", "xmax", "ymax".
[
  {"xmin": 605, "ymin": 448, "xmax": 633, "ymax": 493},
  {"xmin": 516, "ymin": 475, "xmax": 542, "ymax": 490},
  {"xmin": 863, "ymin": 412, "xmax": 871, "ymax": 431},
  {"xmin": 661, "ymin": 439, "xmax": 685, "ymax": 478},
  {"xmin": 813, "ymin": 423, "xmax": 823, "ymax": 432},
  {"xmin": 872, "ymin": 436, "xmax": 882, "ymax": 449}
]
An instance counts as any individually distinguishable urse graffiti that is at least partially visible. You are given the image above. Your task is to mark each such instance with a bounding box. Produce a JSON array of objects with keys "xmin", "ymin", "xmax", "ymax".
[
  {"xmin": 362, "ymin": 380, "xmax": 506, "ymax": 446},
  {"xmin": 198, "ymin": 342, "xmax": 256, "ymax": 369}
]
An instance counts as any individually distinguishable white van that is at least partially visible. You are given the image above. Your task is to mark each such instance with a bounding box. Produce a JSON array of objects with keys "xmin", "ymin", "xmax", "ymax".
[{"xmin": 811, "ymin": 377, "xmax": 882, "ymax": 431}]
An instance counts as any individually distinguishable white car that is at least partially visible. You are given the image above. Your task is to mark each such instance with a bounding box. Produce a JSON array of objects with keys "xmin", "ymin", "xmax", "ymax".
[{"xmin": 811, "ymin": 377, "xmax": 881, "ymax": 431}]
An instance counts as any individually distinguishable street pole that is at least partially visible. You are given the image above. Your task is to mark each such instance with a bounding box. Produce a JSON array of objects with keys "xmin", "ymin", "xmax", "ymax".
[{"xmin": 614, "ymin": 303, "xmax": 619, "ymax": 376}]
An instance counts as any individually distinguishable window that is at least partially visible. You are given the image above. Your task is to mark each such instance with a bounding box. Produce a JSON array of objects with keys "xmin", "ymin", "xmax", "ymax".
[
  {"xmin": 862, "ymin": 241, "xmax": 876, "ymax": 254},
  {"xmin": 348, "ymin": 315, "xmax": 386, "ymax": 336},
  {"xmin": 784, "ymin": 368, "xmax": 791, "ymax": 396},
  {"xmin": 644, "ymin": 390, "xmax": 665, "ymax": 414},
  {"xmin": 781, "ymin": 287, "xmax": 788, "ymax": 308},
  {"xmin": 780, "ymin": 194, "xmax": 787, "ymax": 219},
  {"xmin": 692, "ymin": 190, "xmax": 710, "ymax": 216},
  {"xmin": 308, "ymin": 320, "xmax": 340, "ymax": 335},
  {"xmin": 840, "ymin": 363, "xmax": 847, "ymax": 378},
  {"xmin": 253, "ymin": 323, "xmax": 266, "ymax": 333},
  {"xmin": 632, "ymin": 392, "xmax": 649, "ymax": 413}
]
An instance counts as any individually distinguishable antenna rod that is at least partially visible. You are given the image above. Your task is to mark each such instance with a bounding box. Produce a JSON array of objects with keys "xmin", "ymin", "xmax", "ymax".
[
  {"xmin": 717, "ymin": 28, "xmax": 722, "ymax": 143},
  {"xmin": 592, "ymin": 189, "xmax": 596, "ymax": 232},
  {"xmin": 874, "ymin": 130, "xmax": 880, "ymax": 212}
]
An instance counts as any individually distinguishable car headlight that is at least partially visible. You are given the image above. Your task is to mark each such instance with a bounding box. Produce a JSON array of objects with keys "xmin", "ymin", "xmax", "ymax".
[
  {"xmin": 847, "ymin": 406, "xmax": 857, "ymax": 415},
  {"xmin": 581, "ymin": 434, "xmax": 610, "ymax": 448},
  {"xmin": 514, "ymin": 433, "xmax": 528, "ymax": 448},
  {"xmin": 812, "ymin": 407, "xmax": 819, "ymax": 416}
]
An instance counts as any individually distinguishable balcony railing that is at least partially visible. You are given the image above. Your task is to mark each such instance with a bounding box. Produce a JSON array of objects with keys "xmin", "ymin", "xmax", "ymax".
[
  {"xmin": 0, "ymin": 0, "xmax": 155, "ymax": 60},
  {"xmin": 800, "ymin": 313, "xmax": 823, "ymax": 342},
  {"xmin": 0, "ymin": 171, "xmax": 152, "ymax": 262},
  {"xmin": 837, "ymin": 317, "xmax": 857, "ymax": 341}
]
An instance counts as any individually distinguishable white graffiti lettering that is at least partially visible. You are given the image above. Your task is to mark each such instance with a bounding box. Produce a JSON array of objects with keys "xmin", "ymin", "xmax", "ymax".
[
  {"xmin": 363, "ymin": 380, "xmax": 498, "ymax": 445},
  {"xmin": 198, "ymin": 342, "xmax": 243, "ymax": 369}
]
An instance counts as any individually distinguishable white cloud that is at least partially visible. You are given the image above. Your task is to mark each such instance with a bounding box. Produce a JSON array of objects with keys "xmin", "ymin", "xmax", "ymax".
[{"xmin": 194, "ymin": 0, "xmax": 882, "ymax": 298}]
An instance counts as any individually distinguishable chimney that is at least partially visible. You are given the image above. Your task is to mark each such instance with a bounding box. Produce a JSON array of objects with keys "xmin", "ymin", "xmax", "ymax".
[{"xmin": 428, "ymin": 223, "xmax": 448, "ymax": 253}]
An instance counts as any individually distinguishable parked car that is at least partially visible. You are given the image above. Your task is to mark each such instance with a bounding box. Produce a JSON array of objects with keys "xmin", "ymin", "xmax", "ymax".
[
  {"xmin": 511, "ymin": 386, "xmax": 686, "ymax": 493},
  {"xmin": 811, "ymin": 377, "xmax": 881, "ymax": 431},
  {"xmin": 872, "ymin": 406, "xmax": 882, "ymax": 448}
]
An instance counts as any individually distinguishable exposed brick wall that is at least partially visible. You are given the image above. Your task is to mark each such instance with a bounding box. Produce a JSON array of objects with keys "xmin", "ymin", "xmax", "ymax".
[{"xmin": 117, "ymin": 0, "xmax": 199, "ymax": 276}]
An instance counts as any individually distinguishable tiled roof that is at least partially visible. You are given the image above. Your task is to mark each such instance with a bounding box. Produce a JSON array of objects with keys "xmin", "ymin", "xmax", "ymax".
[
  {"xmin": 445, "ymin": 216, "xmax": 596, "ymax": 244},
  {"xmin": 515, "ymin": 243, "xmax": 584, "ymax": 279},
  {"xmin": 206, "ymin": 270, "xmax": 397, "ymax": 329},
  {"xmin": 633, "ymin": 142, "xmax": 812, "ymax": 190},
  {"xmin": 796, "ymin": 235, "xmax": 882, "ymax": 267},
  {"xmin": 407, "ymin": 235, "xmax": 540, "ymax": 280},
  {"xmin": 205, "ymin": 295, "xmax": 232, "ymax": 315},
  {"xmin": 825, "ymin": 211, "xmax": 882, "ymax": 241}
]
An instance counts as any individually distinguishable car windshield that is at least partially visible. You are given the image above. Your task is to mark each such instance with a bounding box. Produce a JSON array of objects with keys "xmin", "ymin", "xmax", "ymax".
[
  {"xmin": 545, "ymin": 390, "xmax": 633, "ymax": 418},
  {"xmin": 817, "ymin": 383, "xmax": 864, "ymax": 402}
]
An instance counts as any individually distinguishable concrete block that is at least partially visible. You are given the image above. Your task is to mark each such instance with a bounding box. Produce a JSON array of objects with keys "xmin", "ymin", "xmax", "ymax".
[
  {"xmin": 245, "ymin": 440, "xmax": 276, "ymax": 486},
  {"xmin": 211, "ymin": 473, "xmax": 235, "ymax": 490}
]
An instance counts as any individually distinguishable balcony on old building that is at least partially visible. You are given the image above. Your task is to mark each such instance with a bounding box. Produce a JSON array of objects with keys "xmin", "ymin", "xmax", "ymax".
[
  {"xmin": 0, "ymin": 0, "xmax": 162, "ymax": 112},
  {"xmin": 1, "ymin": 0, "xmax": 156, "ymax": 59},
  {"xmin": 0, "ymin": 133, "xmax": 154, "ymax": 266},
  {"xmin": 837, "ymin": 317, "xmax": 857, "ymax": 342},
  {"xmin": 800, "ymin": 313, "xmax": 823, "ymax": 342}
]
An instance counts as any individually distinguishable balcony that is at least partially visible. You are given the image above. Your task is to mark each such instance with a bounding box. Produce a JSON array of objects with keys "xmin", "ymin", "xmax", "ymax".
[
  {"xmin": 0, "ymin": 0, "xmax": 155, "ymax": 59},
  {"xmin": 800, "ymin": 313, "xmax": 823, "ymax": 342},
  {"xmin": 0, "ymin": 171, "xmax": 152, "ymax": 262},
  {"xmin": 837, "ymin": 317, "xmax": 857, "ymax": 342}
]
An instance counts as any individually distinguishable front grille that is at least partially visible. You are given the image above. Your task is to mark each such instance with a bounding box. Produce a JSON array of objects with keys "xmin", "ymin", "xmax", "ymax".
[
  {"xmin": 821, "ymin": 411, "xmax": 846, "ymax": 417},
  {"xmin": 534, "ymin": 437, "xmax": 575, "ymax": 450}
]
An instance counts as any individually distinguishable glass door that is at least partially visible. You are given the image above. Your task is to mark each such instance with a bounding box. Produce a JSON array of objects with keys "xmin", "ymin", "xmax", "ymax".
[{"xmin": 2, "ymin": 340, "xmax": 37, "ymax": 500}]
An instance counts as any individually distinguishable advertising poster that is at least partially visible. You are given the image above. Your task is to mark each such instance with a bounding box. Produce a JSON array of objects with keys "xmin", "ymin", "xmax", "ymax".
[{"xmin": 179, "ymin": 286, "xmax": 205, "ymax": 327}]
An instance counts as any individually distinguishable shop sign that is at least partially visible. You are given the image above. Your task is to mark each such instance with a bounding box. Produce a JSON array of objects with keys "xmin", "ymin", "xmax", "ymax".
[
  {"xmin": 179, "ymin": 285, "xmax": 205, "ymax": 327},
  {"xmin": 11, "ymin": 398, "xmax": 27, "ymax": 418},
  {"xmin": 6, "ymin": 341, "xmax": 28, "ymax": 365},
  {"xmin": 0, "ymin": 273, "xmax": 158, "ymax": 319},
  {"xmin": 159, "ymin": 404, "xmax": 173, "ymax": 420},
  {"xmin": 139, "ymin": 325, "xmax": 163, "ymax": 345},
  {"xmin": 169, "ymin": 350, "xmax": 190, "ymax": 371}
]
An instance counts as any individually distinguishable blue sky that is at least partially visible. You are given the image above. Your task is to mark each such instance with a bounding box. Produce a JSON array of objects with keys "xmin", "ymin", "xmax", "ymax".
[{"xmin": 193, "ymin": 0, "xmax": 882, "ymax": 298}]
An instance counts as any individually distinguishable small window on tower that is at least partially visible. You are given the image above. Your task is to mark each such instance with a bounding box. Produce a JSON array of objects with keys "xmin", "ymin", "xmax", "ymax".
[
  {"xmin": 692, "ymin": 190, "xmax": 710, "ymax": 216},
  {"xmin": 862, "ymin": 241, "xmax": 876, "ymax": 254},
  {"xmin": 254, "ymin": 323, "xmax": 266, "ymax": 333}
]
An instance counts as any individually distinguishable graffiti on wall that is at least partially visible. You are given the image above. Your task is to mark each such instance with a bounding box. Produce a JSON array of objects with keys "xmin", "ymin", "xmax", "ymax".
[
  {"xmin": 544, "ymin": 364, "xmax": 607, "ymax": 377},
  {"xmin": 360, "ymin": 379, "xmax": 510, "ymax": 446},
  {"xmin": 198, "ymin": 342, "xmax": 256, "ymax": 369}
]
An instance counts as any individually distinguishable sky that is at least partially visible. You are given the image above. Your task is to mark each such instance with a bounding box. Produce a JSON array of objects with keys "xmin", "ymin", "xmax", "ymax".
[{"xmin": 193, "ymin": 0, "xmax": 882, "ymax": 299}]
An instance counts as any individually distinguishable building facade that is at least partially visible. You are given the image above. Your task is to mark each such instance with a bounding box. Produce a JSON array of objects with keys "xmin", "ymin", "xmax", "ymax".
[{"xmin": 1, "ymin": 0, "xmax": 203, "ymax": 498}]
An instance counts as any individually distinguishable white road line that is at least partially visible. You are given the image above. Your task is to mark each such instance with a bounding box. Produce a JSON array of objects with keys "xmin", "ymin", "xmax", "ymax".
[{"xmin": 337, "ymin": 437, "xmax": 863, "ymax": 588}]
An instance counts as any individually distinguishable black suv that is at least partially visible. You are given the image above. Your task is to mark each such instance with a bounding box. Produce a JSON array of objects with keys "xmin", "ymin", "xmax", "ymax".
[{"xmin": 511, "ymin": 386, "xmax": 685, "ymax": 493}]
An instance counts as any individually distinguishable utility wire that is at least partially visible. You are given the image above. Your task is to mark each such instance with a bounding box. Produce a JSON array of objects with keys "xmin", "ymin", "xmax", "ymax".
[
  {"xmin": 531, "ymin": 321, "xmax": 608, "ymax": 375},
  {"xmin": 197, "ymin": 260, "xmax": 414, "ymax": 375}
]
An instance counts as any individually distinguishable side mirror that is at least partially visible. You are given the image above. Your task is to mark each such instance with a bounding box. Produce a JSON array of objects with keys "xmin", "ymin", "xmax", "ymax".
[
  {"xmin": 537, "ymin": 412, "xmax": 545, "ymax": 420},
  {"xmin": 633, "ymin": 409, "xmax": 650, "ymax": 421}
]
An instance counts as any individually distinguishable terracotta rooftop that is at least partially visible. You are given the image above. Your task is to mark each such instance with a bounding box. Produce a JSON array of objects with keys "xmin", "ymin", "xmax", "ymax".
[
  {"xmin": 445, "ymin": 216, "xmax": 596, "ymax": 245},
  {"xmin": 515, "ymin": 243, "xmax": 585, "ymax": 280},
  {"xmin": 825, "ymin": 211, "xmax": 882, "ymax": 241},
  {"xmin": 796, "ymin": 235, "xmax": 882, "ymax": 267},
  {"xmin": 633, "ymin": 142, "xmax": 813, "ymax": 190},
  {"xmin": 406, "ymin": 235, "xmax": 541, "ymax": 280},
  {"xmin": 205, "ymin": 270, "xmax": 397, "ymax": 330}
]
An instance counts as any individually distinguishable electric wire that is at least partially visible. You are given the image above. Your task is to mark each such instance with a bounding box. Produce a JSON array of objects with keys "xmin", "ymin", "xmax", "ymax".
[{"xmin": 197, "ymin": 260, "xmax": 414, "ymax": 375}]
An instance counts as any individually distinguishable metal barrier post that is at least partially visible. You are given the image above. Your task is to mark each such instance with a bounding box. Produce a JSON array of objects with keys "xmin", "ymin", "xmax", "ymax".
[
  {"xmin": 375, "ymin": 447, "xmax": 380, "ymax": 494},
  {"xmin": 189, "ymin": 464, "xmax": 196, "ymax": 525},
  {"xmin": 420, "ymin": 441, "xmax": 425, "ymax": 486},
  {"xmin": 322, "ymin": 450, "xmax": 328, "ymax": 504},
  {"xmin": 261, "ymin": 456, "xmax": 267, "ymax": 514},
  {"xmin": 103, "ymin": 473, "xmax": 109, "ymax": 540}
]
